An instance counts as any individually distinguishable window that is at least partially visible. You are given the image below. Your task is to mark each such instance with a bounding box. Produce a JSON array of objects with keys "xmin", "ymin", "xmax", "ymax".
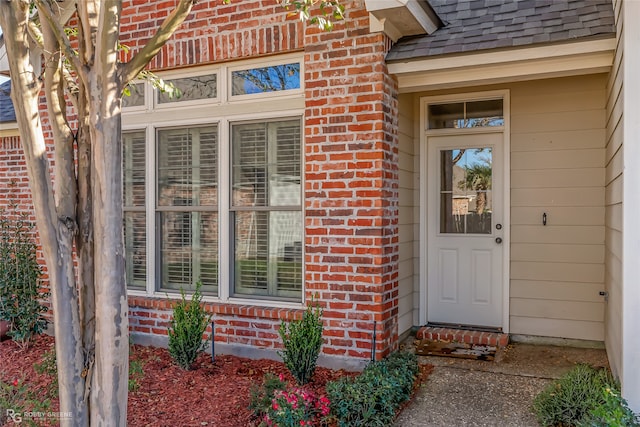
[
  {"xmin": 231, "ymin": 63, "xmax": 301, "ymax": 96},
  {"xmin": 428, "ymin": 99, "xmax": 503, "ymax": 129},
  {"xmin": 157, "ymin": 73, "xmax": 218, "ymax": 104},
  {"xmin": 231, "ymin": 120, "xmax": 302, "ymax": 299},
  {"xmin": 122, "ymin": 57, "xmax": 304, "ymax": 303},
  {"xmin": 157, "ymin": 126, "xmax": 218, "ymax": 294},
  {"xmin": 123, "ymin": 130, "xmax": 147, "ymax": 289},
  {"xmin": 122, "ymin": 83, "xmax": 145, "ymax": 108},
  {"xmin": 439, "ymin": 147, "xmax": 493, "ymax": 234}
]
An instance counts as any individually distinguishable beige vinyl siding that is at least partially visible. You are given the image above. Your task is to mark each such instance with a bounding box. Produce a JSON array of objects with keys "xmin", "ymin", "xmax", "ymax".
[
  {"xmin": 604, "ymin": 0, "xmax": 623, "ymax": 380},
  {"xmin": 510, "ymin": 74, "xmax": 607, "ymax": 341},
  {"xmin": 397, "ymin": 93, "xmax": 417, "ymax": 335}
]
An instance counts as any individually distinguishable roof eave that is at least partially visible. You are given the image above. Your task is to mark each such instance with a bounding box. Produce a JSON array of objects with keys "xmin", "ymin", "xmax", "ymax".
[
  {"xmin": 0, "ymin": 121, "xmax": 19, "ymax": 137},
  {"xmin": 388, "ymin": 36, "xmax": 616, "ymax": 93}
]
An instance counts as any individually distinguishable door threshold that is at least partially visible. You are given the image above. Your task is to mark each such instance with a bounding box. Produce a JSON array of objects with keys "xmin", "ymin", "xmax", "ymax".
[{"xmin": 426, "ymin": 322, "xmax": 503, "ymax": 334}]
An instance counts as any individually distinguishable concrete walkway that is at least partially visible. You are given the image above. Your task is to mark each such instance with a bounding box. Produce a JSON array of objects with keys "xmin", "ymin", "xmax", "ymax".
[{"xmin": 395, "ymin": 340, "xmax": 609, "ymax": 427}]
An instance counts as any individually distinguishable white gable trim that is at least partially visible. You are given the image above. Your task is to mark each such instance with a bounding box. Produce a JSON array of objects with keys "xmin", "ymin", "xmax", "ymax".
[
  {"xmin": 365, "ymin": 0, "xmax": 440, "ymax": 42},
  {"xmin": 622, "ymin": 0, "xmax": 640, "ymax": 413},
  {"xmin": 389, "ymin": 38, "xmax": 616, "ymax": 92}
]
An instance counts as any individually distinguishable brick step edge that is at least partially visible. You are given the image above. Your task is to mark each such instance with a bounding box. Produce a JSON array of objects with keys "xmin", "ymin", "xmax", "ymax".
[{"xmin": 416, "ymin": 326, "xmax": 509, "ymax": 348}]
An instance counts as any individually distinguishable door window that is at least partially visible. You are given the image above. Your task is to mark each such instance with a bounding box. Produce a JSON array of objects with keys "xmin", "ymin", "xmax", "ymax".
[{"xmin": 439, "ymin": 147, "xmax": 492, "ymax": 234}]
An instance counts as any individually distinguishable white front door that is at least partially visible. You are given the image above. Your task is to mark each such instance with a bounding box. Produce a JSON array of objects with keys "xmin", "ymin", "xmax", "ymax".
[{"xmin": 427, "ymin": 132, "xmax": 504, "ymax": 328}]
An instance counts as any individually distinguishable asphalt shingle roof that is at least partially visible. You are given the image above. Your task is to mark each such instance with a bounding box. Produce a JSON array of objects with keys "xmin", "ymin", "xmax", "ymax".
[
  {"xmin": 0, "ymin": 80, "xmax": 15, "ymax": 123},
  {"xmin": 387, "ymin": 0, "xmax": 616, "ymax": 62}
]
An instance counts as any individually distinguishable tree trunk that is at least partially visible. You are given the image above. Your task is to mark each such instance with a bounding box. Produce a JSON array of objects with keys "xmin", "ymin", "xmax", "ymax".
[
  {"xmin": 1, "ymin": 0, "xmax": 202, "ymax": 424},
  {"xmin": 476, "ymin": 191, "xmax": 486, "ymax": 215},
  {"xmin": 0, "ymin": 2, "xmax": 88, "ymax": 425},
  {"xmin": 86, "ymin": 3, "xmax": 129, "ymax": 425}
]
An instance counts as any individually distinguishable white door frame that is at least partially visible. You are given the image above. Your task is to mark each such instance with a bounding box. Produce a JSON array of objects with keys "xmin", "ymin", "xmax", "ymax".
[{"xmin": 418, "ymin": 89, "xmax": 511, "ymax": 332}]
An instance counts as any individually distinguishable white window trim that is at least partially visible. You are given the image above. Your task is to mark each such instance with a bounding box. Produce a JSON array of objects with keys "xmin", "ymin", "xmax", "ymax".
[{"xmin": 123, "ymin": 55, "xmax": 305, "ymax": 308}]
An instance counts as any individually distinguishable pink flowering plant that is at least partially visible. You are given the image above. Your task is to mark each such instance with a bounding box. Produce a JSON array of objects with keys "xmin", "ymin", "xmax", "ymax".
[{"xmin": 261, "ymin": 385, "xmax": 331, "ymax": 427}]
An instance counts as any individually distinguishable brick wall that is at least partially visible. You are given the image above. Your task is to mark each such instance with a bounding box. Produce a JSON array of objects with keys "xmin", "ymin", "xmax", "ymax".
[
  {"xmin": 119, "ymin": 0, "xmax": 304, "ymax": 68},
  {"xmin": 5, "ymin": 0, "xmax": 400, "ymax": 367},
  {"xmin": 303, "ymin": 5, "xmax": 399, "ymax": 360}
]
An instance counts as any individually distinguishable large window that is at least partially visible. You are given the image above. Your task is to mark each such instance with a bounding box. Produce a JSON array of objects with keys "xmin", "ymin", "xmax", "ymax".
[
  {"xmin": 157, "ymin": 126, "xmax": 218, "ymax": 294},
  {"xmin": 122, "ymin": 57, "xmax": 304, "ymax": 303},
  {"xmin": 231, "ymin": 120, "xmax": 302, "ymax": 299},
  {"xmin": 123, "ymin": 131, "xmax": 147, "ymax": 290}
]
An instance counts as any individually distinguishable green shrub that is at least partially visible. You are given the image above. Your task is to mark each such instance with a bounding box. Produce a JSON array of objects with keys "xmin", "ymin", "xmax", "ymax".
[
  {"xmin": 128, "ymin": 358, "xmax": 144, "ymax": 392},
  {"xmin": 0, "ymin": 195, "xmax": 48, "ymax": 348},
  {"xmin": 533, "ymin": 364, "xmax": 640, "ymax": 427},
  {"xmin": 167, "ymin": 282, "xmax": 212, "ymax": 370},
  {"xmin": 579, "ymin": 386, "xmax": 640, "ymax": 427},
  {"xmin": 278, "ymin": 302, "xmax": 323, "ymax": 385},
  {"xmin": 327, "ymin": 351, "xmax": 419, "ymax": 427}
]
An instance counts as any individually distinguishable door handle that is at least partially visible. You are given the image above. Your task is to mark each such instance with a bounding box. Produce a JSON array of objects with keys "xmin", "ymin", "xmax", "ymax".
[{"xmin": 495, "ymin": 237, "xmax": 502, "ymax": 244}]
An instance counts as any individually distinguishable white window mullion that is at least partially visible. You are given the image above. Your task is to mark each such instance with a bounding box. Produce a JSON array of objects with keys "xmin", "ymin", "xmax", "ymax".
[
  {"xmin": 146, "ymin": 125, "xmax": 156, "ymax": 295},
  {"xmin": 219, "ymin": 119, "xmax": 230, "ymax": 301},
  {"xmin": 192, "ymin": 129, "xmax": 201, "ymax": 286}
]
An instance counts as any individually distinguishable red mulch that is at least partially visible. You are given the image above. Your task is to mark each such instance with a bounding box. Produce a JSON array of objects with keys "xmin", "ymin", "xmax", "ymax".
[{"xmin": 0, "ymin": 335, "xmax": 432, "ymax": 426}]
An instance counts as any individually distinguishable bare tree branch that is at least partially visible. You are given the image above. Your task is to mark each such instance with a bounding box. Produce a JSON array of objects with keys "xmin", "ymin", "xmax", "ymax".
[
  {"xmin": 77, "ymin": 0, "xmax": 97, "ymax": 66},
  {"xmin": 118, "ymin": 0, "xmax": 197, "ymax": 85},
  {"xmin": 34, "ymin": 0, "xmax": 88, "ymax": 85}
]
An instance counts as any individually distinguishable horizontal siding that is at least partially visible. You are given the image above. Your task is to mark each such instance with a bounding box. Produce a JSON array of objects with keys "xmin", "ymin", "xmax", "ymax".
[
  {"xmin": 511, "ymin": 187, "xmax": 604, "ymax": 207},
  {"xmin": 512, "ymin": 206, "xmax": 604, "ymax": 226},
  {"xmin": 511, "ymin": 149, "xmax": 604, "ymax": 170},
  {"xmin": 397, "ymin": 93, "xmax": 416, "ymax": 336},
  {"xmin": 511, "ymin": 298, "xmax": 604, "ymax": 322},
  {"xmin": 509, "ymin": 74, "xmax": 606, "ymax": 340},
  {"xmin": 511, "ymin": 168, "xmax": 604, "ymax": 189},
  {"xmin": 510, "ymin": 316, "xmax": 604, "ymax": 341},
  {"xmin": 511, "ymin": 262, "xmax": 604, "ymax": 283},
  {"xmin": 511, "ymin": 225, "xmax": 604, "ymax": 245},
  {"xmin": 511, "ymin": 280, "xmax": 604, "ymax": 302},
  {"xmin": 511, "ymin": 244, "xmax": 604, "ymax": 264},
  {"xmin": 511, "ymin": 129, "xmax": 606, "ymax": 152}
]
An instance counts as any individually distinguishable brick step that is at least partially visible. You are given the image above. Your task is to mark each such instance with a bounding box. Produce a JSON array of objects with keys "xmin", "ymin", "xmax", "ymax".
[{"xmin": 416, "ymin": 325, "xmax": 509, "ymax": 348}]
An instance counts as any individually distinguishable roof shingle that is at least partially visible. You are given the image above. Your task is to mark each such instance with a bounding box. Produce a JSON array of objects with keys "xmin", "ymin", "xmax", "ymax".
[
  {"xmin": 387, "ymin": 0, "xmax": 616, "ymax": 62},
  {"xmin": 0, "ymin": 80, "xmax": 15, "ymax": 123}
]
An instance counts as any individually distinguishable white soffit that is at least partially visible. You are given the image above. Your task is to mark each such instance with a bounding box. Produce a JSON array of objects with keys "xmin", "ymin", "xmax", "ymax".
[
  {"xmin": 388, "ymin": 38, "xmax": 616, "ymax": 93},
  {"xmin": 365, "ymin": 0, "xmax": 440, "ymax": 42}
]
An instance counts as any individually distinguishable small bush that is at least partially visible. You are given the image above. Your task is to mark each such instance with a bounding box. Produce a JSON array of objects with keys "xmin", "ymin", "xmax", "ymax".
[
  {"xmin": 167, "ymin": 282, "xmax": 212, "ymax": 370},
  {"xmin": 278, "ymin": 302, "xmax": 323, "ymax": 385},
  {"xmin": 250, "ymin": 373, "xmax": 330, "ymax": 427},
  {"xmin": 249, "ymin": 373, "xmax": 288, "ymax": 417},
  {"xmin": 579, "ymin": 386, "xmax": 640, "ymax": 427},
  {"xmin": 327, "ymin": 351, "xmax": 419, "ymax": 427},
  {"xmin": 533, "ymin": 364, "xmax": 640, "ymax": 427},
  {"xmin": 262, "ymin": 386, "xmax": 331, "ymax": 427},
  {"xmin": 0, "ymin": 195, "xmax": 48, "ymax": 348}
]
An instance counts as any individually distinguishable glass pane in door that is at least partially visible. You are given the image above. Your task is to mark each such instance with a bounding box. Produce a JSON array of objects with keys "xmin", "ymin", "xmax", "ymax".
[{"xmin": 440, "ymin": 147, "xmax": 492, "ymax": 234}]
